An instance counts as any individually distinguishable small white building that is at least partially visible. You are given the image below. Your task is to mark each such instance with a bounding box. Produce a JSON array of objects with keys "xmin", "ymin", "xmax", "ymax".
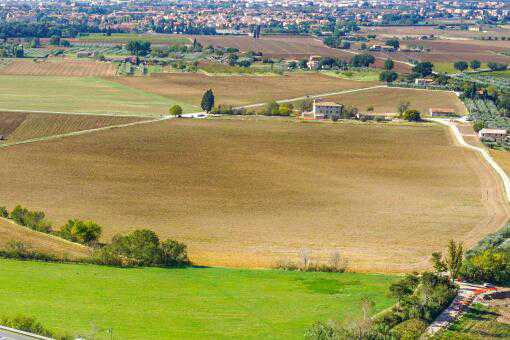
[
  {"xmin": 307, "ymin": 55, "xmax": 321, "ymax": 70},
  {"xmin": 302, "ymin": 100, "xmax": 343, "ymax": 120},
  {"xmin": 478, "ymin": 128, "xmax": 507, "ymax": 141}
]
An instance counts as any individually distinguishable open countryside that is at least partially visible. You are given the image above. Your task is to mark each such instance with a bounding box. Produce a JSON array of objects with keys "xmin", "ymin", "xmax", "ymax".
[
  {"xmin": 0, "ymin": 0, "xmax": 510, "ymax": 339},
  {"xmin": 0, "ymin": 119, "xmax": 504, "ymax": 272}
]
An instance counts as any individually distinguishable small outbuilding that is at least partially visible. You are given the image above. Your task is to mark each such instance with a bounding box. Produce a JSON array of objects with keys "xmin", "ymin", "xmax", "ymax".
[{"xmin": 478, "ymin": 128, "xmax": 508, "ymax": 141}]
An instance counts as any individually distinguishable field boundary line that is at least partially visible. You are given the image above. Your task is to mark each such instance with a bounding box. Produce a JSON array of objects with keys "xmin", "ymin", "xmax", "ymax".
[
  {"xmin": 237, "ymin": 85, "xmax": 387, "ymax": 109},
  {"xmin": 0, "ymin": 108, "xmax": 154, "ymax": 119},
  {"xmin": 0, "ymin": 216, "xmax": 91, "ymax": 251},
  {"xmin": 0, "ymin": 117, "xmax": 170, "ymax": 149},
  {"xmin": 429, "ymin": 118, "xmax": 510, "ymax": 201}
]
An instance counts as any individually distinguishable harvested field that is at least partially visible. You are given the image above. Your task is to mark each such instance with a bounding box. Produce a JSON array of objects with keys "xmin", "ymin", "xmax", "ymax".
[
  {"xmin": 370, "ymin": 39, "xmax": 510, "ymax": 65},
  {"xmin": 0, "ymin": 219, "xmax": 90, "ymax": 259},
  {"xmin": 0, "ymin": 119, "xmax": 503, "ymax": 272},
  {"xmin": 0, "ymin": 112, "xmax": 27, "ymax": 138},
  {"xmin": 360, "ymin": 25, "xmax": 510, "ymax": 40},
  {"xmin": 109, "ymin": 73, "xmax": 379, "ymax": 107},
  {"xmin": 0, "ymin": 75, "xmax": 197, "ymax": 116},
  {"xmin": 0, "ymin": 112, "xmax": 146, "ymax": 143},
  {"xmin": 0, "ymin": 59, "xmax": 117, "ymax": 77},
  {"xmin": 190, "ymin": 34, "xmax": 412, "ymax": 72},
  {"xmin": 307, "ymin": 87, "xmax": 468, "ymax": 115}
]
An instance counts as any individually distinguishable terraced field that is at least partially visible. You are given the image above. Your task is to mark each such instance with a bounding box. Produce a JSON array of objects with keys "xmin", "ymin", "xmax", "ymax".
[
  {"xmin": 0, "ymin": 112, "xmax": 146, "ymax": 143},
  {"xmin": 0, "ymin": 59, "xmax": 117, "ymax": 77}
]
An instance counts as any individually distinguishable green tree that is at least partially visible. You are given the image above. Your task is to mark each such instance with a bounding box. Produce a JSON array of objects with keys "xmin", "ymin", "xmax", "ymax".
[
  {"xmin": 454, "ymin": 61, "xmax": 468, "ymax": 72},
  {"xmin": 59, "ymin": 219, "xmax": 102, "ymax": 245},
  {"xmin": 385, "ymin": 38, "xmax": 400, "ymax": 49},
  {"xmin": 402, "ymin": 109, "xmax": 421, "ymax": 122},
  {"xmin": 473, "ymin": 121, "xmax": 485, "ymax": 133},
  {"xmin": 169, "ymin": 105, "xmax": 183, "ymax": 117},
  {"xmin": 379, "ymin": 70, "xmax": 398, "ymax": 83},
  {"xmin": 444, "ymin": 240, "xmax": 464, "ymax": 282},
  {"xmin": 384, "ymin": 59, "xmax": 394, "ymax": 70},
  {"xmin": 298, "ymin": 59, "xmax": 308, "ymax": 69},
  {"xmin": 0, "ymin": 206, "xmax": 8, "ymax": 218},
  {"xmin": 201, "ymin": 89, "xmax": 215, "ymax": 112},
  {"xmin": 397, "ymin": 101, "xmax": 411, "ymax": 115},
  {"xmin": 126, "ymin": 40, "xmax": 151, "ymax": 56},
  {"xmin": 470, "ymin": 60, "xmax": 481, "ymax": 70},
  {"xmin": 412, "ymin": 62, "xmax": 434, "ymax": 77}
]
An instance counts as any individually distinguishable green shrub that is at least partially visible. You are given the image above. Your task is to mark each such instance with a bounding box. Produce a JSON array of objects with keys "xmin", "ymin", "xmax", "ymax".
[
  {"xmin": 0, "ymin": 240, "xmax": 62, "ymax": 262},
  {"xmin": 391, "ymin": 318, "xmax": 427, "ymax": 340},
  {"xmin": 10, "ymin": 205, "xmax": 52, "ymax": 233},
  {"xmin": 94, "ymin": 229, "xmax": 189, "ymax": 267},
  {"xmin": 0, "ymin": 315, "xmax": 54, "ymax": 338},
  {"xmin": 0, "ymin": 206, "xmax": 8, "ymax": 218},
  {"xmin": 59, "ymin": 219, "xmax": 102, "ymax": 246}
]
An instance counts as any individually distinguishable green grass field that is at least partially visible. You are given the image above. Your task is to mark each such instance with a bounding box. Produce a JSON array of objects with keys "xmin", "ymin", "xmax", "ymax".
[
  {"xmin": 321, "ymin": 69, "xmax": 381, "ymax": 82},
  {"xmin": 0, "ymin": 259, "xmax": 396, "ymax": 339},
  {"xmin": 78, "ymin": 33, "xmax": 191, "ymax": 45},
  {"xmin": 0, "ymin": 75, "xmax": 198, "ymax": 116},
  {"xmin": 439, "ymin": 303, "xmax": 510, "ymax": 339},
  {"xmin": 433, "ymin": 62, "xmax": 488, "ymax": 74}
]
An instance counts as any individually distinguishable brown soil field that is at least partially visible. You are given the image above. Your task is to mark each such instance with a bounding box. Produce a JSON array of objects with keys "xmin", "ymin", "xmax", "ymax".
[
  {"xmin": 190, "ymin": 34, "xmax": 412, "ymax": 72},
  {"xmin": 109, "ymin": 73, "xmax": 378, "ymax": 107},
  {"xmin": 309, "ymin": 87, "xmax": 468, "ymax": 115},
  {"xmin": 0, "ymin": 112, "xmax": 144, "ymax": 143},
  {"xmin": 0, "ymin": 218, "xmax": 91, "ymax": 259},
  {"xmin": 361, "ymin": 25, "xmax": 510, "ymax": 40},
  {"xmin": 370, "ymin": 39, "xmax": 510, "ymax": 64},
  {"xmin": 0, "ymin": 119, "xmax": 502, "ymax": 272},
  {"xmin": 0, "ymin": 59, "xmax": 117, "ymax": 77},
  {"xmin": 0, "ymin": 112, "xmax": 27, "ymax": 138}
]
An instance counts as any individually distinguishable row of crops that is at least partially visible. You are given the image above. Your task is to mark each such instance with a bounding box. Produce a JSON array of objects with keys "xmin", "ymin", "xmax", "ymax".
[
  {"xmin": 464, "ymin": 97, "xmax": 510, "ymax": 129},
  {"xmin": 465, "ymin": 98, "xmax": 510, "ymax": 150},
  {"xmin": 23, "ymin": 48, "xmax": 63, "ymax": 58},
  {"xmin": 65, "ymin": 44, "xmax": 125, "ymax": 56},
  {"xmin": 455, "ymin": 73, "xmax": 510, "ymax": 92}
]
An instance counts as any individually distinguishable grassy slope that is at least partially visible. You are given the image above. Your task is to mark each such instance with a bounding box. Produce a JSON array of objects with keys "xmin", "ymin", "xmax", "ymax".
[
  {"xmin": 0, "ymin": 259, "xmax": 396, "ymax": 339},
  {"xmin": 439, "ymin": 303, "xmax": 510, "ymax": 339},
  {"xmin": 0, "ymin": 75, "xmax": 198, "ymax": 116}
]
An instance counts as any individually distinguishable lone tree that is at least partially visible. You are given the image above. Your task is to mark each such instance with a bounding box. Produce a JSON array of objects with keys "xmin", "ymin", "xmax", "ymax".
[
  {"xmin": 169, "ymin": 105, "xmax": 183, "ymax": 117},
  {"xmin": 379, "ymin": 70, "xmax": 398, "ymax": 83},
  {"xmin": 454, "ymin": 61, "xmax": 469, "ymax": 72},
  {"xmin": 384, "ymin": 58, "xmax": 394, "ymax": 70},
  {"xmin": 201, "ymin": 89, "xmax": 215, "ymax": 113},
  {"xmin": 470, "ymin": 60, "xmax": 481, "ymax": 70},
  {"xmin": 431, "ymin": 240, "xmax": 464, "ymax": 282},
  {"xmin": 412, "ymin": 61, "xmax": 434, "ymax": 77}
]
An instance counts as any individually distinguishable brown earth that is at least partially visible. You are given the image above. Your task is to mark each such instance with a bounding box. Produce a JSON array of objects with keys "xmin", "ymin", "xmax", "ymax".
[
  {"xmin": 0, "ymin": 119, "xmax": 501, "ymax": 272},
  {"xmin": 302, "ymin": 87, "xmax": 467, "ymax": 115},
  {"xmin": 0, "ymin": 218, "xmax": 91, "ymax": 259},
  {"xmin": 0, "ymin": 112, "xmax": 145, "ymax": 143},
  {"xmin": 0, "ymin": 59, "xmax": 117, "ymax": 77},
  {"xmin": 0, "ymin": 112, "xmax": 27, "ymax": 138},
  {"xmin": 109, "ymin": 73, "xmax": 378, "ymax": 108}
]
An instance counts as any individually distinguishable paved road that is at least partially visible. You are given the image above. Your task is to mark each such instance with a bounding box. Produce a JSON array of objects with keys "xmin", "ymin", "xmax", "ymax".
[{"xmin": 0, "ymin": 329, "xmax": 37, "ymax": 340}]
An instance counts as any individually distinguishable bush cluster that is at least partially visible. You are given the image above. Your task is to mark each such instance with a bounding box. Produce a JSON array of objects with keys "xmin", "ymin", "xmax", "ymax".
[
  {"xmin": 275, "ymin": 251, "xmax": 348, "ymax": 273},
  {"xmin": 92, "ymin": 229, "xmax": 189, "ymax": 268},
  {"xmin": 2, "ymin": 205, "xmax": 102, "ymax": 246},
  {"xmin": 1, "ymin": 315, "xmax": 72, "ymax": 340},
  {"xmin": 460, "ymin": 224, "xmax": 510, "ymax": 284}
]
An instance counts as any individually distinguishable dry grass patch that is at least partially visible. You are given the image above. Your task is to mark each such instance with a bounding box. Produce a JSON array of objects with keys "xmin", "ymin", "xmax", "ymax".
[
  {"xmin": 0, "ymin": 59, "xmax": 117, "ymax": 77},
  {"xmin": 0, "ymin": 112, "xmax": 146, "ymax": 143},
  {"xmin": 110, "ymin": 73, "xmax": 378, "ymax": 107},
  {"xmin": 311, "ymin": 87, "xmax": 467, "ymax": 115},
  {"xmin": 0, "ymin": 219, "xmax": 90, "ymax": 259},
  {"xmin": 0, "ymin": 119, "xmax": 501, "ymax": 272}
]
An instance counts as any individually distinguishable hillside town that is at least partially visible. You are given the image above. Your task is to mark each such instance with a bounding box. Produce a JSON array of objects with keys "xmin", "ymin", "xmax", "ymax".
[{"xmin": 0, "ymin": 0, "xmax": 508, "ymax": 38}]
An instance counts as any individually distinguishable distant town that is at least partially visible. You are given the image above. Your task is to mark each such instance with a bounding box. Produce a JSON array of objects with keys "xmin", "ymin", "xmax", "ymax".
[{"xmin": 0, "ymin": 0, "xmax": 508, "ymax": 38}]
